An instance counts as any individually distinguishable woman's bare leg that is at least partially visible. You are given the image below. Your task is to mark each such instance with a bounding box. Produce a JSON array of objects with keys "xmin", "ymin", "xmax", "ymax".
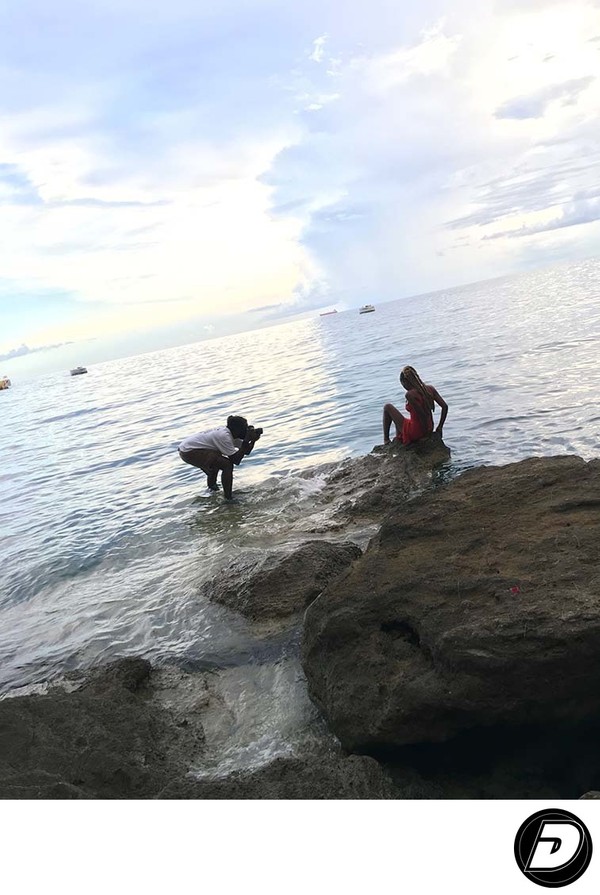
[{"xmin": 383, "ymin": 402, "xmax": 405, "ymax": 443}]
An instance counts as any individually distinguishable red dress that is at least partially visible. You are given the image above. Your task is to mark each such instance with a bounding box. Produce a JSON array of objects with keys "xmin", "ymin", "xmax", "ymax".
[{"xmin": 396, "ymin": 391, "xmax": 434, "ymax": 445}]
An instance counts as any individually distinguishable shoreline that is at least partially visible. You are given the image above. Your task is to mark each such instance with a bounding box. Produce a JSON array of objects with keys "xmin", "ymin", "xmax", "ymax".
[{"xmin": 2, "ymin": 439, "xmax": 599, "ymax": 799}]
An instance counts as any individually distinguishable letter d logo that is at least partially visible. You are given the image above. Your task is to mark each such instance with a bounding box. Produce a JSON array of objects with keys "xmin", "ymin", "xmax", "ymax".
[{"xmin": 515, "ymin": 809, "xmax": 592, "ymax": 887}]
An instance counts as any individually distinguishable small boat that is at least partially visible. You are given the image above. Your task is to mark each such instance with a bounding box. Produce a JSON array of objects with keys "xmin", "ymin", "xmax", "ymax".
[
  {"xmin": 0, "ymin": 376, "xmax": 11, "ymax": 390},
  {"xmin": 359, "ymin": 304, "xmax": 375, "ymax": 314},
  {"xmin": 70, "ymin": 366, "xmax": 88, "ymax": 376},
  {"xmin": 319, "ymin": 309, "xmax": 338, "ymax": 317}
]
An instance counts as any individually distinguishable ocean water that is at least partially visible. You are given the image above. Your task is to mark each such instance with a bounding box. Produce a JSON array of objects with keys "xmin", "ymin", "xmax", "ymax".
[{"xmin": 1, "ymin": 259, "xmax": 599, "ymax": 768}]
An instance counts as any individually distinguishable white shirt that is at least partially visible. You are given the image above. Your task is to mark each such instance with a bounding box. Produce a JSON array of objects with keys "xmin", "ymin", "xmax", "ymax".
[{"xmin": 179, "ymin": 426, "xmax": 242, "ymax": 457}]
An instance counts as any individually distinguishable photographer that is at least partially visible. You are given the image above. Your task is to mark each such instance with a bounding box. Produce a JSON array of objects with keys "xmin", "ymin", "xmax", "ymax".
[{"xmin": 178, "ymin": 415, "xmax": 262, "ymax": 500}]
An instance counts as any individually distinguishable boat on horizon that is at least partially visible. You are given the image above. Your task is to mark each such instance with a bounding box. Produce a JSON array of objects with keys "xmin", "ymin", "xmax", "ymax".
[
  {"xmin": 70, "ymin": 366, "xmax": 88, "ymax": 376},
  {"xmin": 319, "ymin": 309, "xmax": 338, "ymax": 317},
  {"xmin": 359, "ymin": 304, "xmax": 375, "ymax": 314}
]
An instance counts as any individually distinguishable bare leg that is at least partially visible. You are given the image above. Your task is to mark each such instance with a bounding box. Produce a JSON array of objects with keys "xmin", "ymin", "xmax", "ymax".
[
  {"xmin": 383, "ymin": 402, "xmax": 406, "ymax": 443},
  {"xmin": 180, "ymin": 449, "xmax": 221, "ymax": 491},
  {"xmin": 221, "ymin": 460, "xmax": 234, "ymax": 499},
  {"xmin": 180, "ymin": 449, "xmax": 235, "ymax": 499},
  {"xmin": 206, "ymin": 468, "xmax": 219, "ymax": 490},
  {"xmin": 205, "ymin": 454, "xmax": 234, "ymax": 499}
]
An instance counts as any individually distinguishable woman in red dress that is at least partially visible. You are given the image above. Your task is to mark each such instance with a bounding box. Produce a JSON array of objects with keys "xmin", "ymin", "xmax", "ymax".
[{"xmin": 383, "ymin": 365, "xmax": 448, "ymax": 445}]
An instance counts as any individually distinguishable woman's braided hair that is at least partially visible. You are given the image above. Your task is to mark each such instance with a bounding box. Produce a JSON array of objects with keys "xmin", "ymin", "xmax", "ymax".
[{"xmin": 400, "ymin": 365, "xmax": 434, "ymax": 410}]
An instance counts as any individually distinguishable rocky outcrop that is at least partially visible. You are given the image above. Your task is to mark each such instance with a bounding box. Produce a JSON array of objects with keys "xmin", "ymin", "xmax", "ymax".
[
  {"xmin": 302, "ymin": 456, "xmax": 600, "ymax": 752},
  {"xmin": 320, "ymin": 432, "xmax": 451, "ymax": 522},
  {"xmin": 0, "ymin": 658, "xmax": 198, "ymax": 799},
  {"xmin": 7, "ymin": 448, "xmax": 600, "ymax": 800},
  {"xmin": 204, "ymin": 540, "xmax": 362, "ymax": 621},
  {"xmin": 0, "ymin": 658, "xmax": 394, "ymax": 799}
]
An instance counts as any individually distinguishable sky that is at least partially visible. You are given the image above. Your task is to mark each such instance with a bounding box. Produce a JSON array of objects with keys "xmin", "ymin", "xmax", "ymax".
[{"xmin": 1, "ymin": 0, "xmax": 600, "ymax": 374}]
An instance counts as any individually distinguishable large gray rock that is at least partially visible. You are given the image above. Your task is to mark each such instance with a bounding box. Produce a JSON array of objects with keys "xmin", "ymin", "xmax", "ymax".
[
  {"xmin": 302, "ymin": 456, "xmax": 600, "ymax": 751},
  {"xmin": 204, "ymin": 540, "xmax": 362, "ymax": 621},
  {"xmin": 0, "ymin": 658, "xmax": 197, "ymax": 799},
  {"xmin": 0, "ymin": 659, "xmax": 395, "ymax": 800}
]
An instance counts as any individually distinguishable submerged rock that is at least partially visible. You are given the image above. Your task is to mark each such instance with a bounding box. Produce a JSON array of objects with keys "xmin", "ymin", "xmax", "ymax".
[
  {"xmin": 302, "ymin": 455, "xmax": 600, "ymax": 751},
  {"xmin": 203, "ymin": 540, "xmax": 362, "ymax": 621}
]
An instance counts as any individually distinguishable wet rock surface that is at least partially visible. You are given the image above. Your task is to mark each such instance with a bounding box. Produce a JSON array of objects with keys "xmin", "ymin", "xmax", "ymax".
[
  {"xmin": 302, "ymin": 455, "xmax": 600, "ymax": 752},
  {"xmin": 0, "ymin": 658, "xmax": 395, "ymax": 799},
  {"xmin": 203, "ymin": 540, "xmax": 362, "ymax": 621},
  {"xmin": 162, "ymin": 753, "xmax": 396, "ymax": 799}
]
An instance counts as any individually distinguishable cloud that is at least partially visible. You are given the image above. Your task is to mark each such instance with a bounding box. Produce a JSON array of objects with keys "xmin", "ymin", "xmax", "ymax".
[
  {"xmin": 446, "ymin": 152, "xmax": 600, "ymax": 230},
  {"xmin": 2, "ymin": 0, "xmax": 600, "ymax": 367},
  {"xmin": 494, "ymin": 76, "xmax": 595, "ymax": 119},
  {"xmin": 265, "ymin": 4, "xmax": 600, "ymax": 301},
  {"xmin": 0, "ymin": 163, "xmax": 42, "ymax": 206},
  {"xmin": 485, "ymin": 194, "xmax": 600, "ymax": 239},
  {"xmin": 309, "ymin": 34, "xmax": 328, "ymax": 63},
  {"xmin": 0, "ymin": 341, "xmax": 72, "ymax": 361}
]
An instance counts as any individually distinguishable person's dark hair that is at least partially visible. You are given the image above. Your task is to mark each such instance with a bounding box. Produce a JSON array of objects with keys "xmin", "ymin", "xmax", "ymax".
[
  {"xmin": 399, "ymin": 365, "xmax": 434, "ymax": 410},
  {"xmin": 227, "ymin": 415, "xmax": 248, "ymax": 439}
]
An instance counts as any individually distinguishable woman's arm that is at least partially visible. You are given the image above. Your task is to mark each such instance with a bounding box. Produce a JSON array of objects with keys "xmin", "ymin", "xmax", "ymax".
[{"xmin": 429, "ymin": 386, "xmax": 448, "ymax": 433}]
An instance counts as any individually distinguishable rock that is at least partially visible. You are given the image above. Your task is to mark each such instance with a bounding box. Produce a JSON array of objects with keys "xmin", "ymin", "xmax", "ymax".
[
  {"xmin": 324, "ymin": 432, "xmax": 451, "ymax": 520},
  {"xmin": 0, "ymin": 658, "xmax": 203, "ymax": 799},
  {"xmin": 0, "ymin": 658, "xmax": 395, "ymax": 799},
  {"xmin": 204, "ymin": 540, "xmax": 362, "ymax": 621},
  {"xmin": 302, "ymin": 456, "xmax": 600, "ymax": 751},
  {"xmin": 82, "ymin": 657, "xmax": 151, "ymax": 694},
  {"xmin": 159, "ymin": 753, "xmax": 397, "ymax": 800}
]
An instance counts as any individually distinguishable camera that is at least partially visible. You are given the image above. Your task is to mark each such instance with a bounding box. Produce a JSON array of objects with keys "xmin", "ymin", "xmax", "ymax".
[{"xmin": 248, "ymin": 425, "xmax": 263, "ymax": 438}]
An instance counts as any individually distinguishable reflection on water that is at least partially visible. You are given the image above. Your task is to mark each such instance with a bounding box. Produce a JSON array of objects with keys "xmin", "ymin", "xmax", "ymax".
[{"xmin": 0, "ymin": 259, "xmax": 599, "ymax": 703}]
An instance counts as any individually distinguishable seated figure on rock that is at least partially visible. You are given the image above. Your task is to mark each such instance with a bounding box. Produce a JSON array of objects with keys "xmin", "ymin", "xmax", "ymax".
[{"xmin": 383, "ymin": 365, "xmax": 448, "ymax": 446}]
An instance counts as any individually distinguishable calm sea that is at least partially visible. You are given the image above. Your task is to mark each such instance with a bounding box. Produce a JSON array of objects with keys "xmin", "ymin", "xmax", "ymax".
[{"xmin": 1, "ymin": 258, "xmax": 599, "ymax": 766}]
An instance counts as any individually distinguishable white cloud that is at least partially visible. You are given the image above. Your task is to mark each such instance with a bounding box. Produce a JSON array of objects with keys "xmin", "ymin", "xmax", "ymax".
[
  {"xmin": 486, "ymin": 193, "xmax": 600, "ymax": 238},
  {"xmin": 495, "ymin": 76, "xmax": 595, "ymax": 119},
  {"xmin": 309, "ymin": 34, "xmax": 328, "ymax": 63},
  {"xmin": 264, "ymin": 0, "xmax": 600, "ymax": 304},
  {"xmin": 362, "ymin": 22, "xmax": 461, "ymax": 91},
  {"xmin": 2, "ymin": 0, "xmax": 600, "ymax": 358},
  {"xmin": 0, "ymin": 107, "xmax": 305, "ymax": 327}
]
